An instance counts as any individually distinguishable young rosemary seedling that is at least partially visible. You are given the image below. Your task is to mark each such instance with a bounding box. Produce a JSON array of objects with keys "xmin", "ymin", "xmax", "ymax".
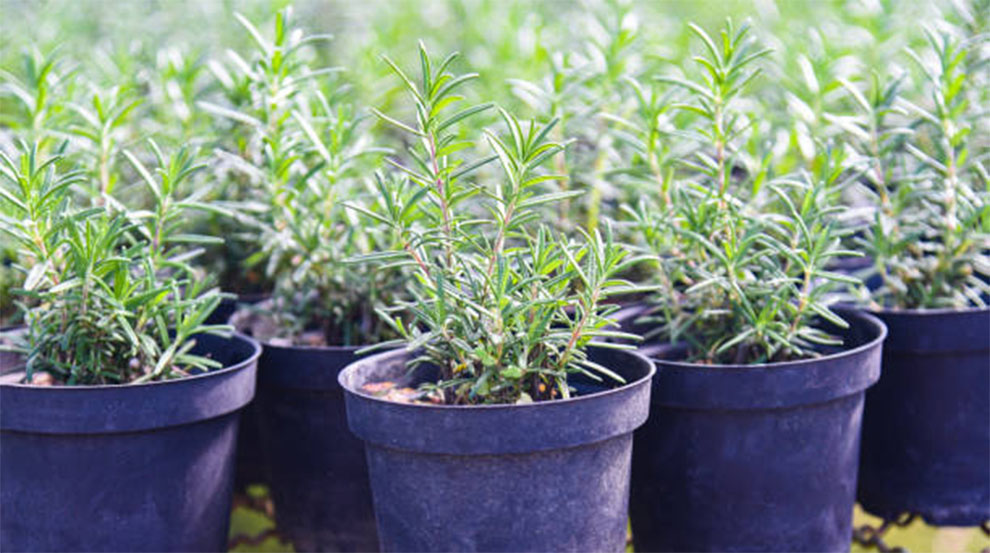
[
  {"xmin": 200, "ymin": 9, "xmax": 400, "ymax": 345},
  {"xmin": 0, "ymin": 141, "xmax": 228, "ymax": 384},
  {"xmin": 356, "ymin": 44, "xmax": 642, "ymax": 405},
  {"xmin": 845, "ymin": 28, "xmax": 989, "ymax": 309},
  {"xmin": 627, "ymin": 20, "xmax": 858, "ymax": 364}
]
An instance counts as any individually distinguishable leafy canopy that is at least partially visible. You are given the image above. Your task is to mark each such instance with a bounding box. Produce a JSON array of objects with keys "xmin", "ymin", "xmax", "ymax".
[
  {"xmin": 625, "ymin": 20, "xmax": 859, "ymax": 364},
  {"xmin": 0, "ymin": 141, "xmax": 229, "ymax": 384},
  {"xmin": 356, "ymin": 44, "xmax": 644, "ymax": 404},
  {"xmin": 200, "ymin": 8, "xmax": 402, "ymax": 345}
]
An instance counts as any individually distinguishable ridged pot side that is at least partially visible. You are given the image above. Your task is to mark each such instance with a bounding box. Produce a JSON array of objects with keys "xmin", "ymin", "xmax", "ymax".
[
  {"xmin": 0, "ymin": 333, "xmax": 261, "ymax": 553},
  {"xmin": 858, "ymin": 306, "xmax": 990, "ymax": 525},
  {"xmin": 252, "ymin": 342, "xmax": 379, "ymax": 552},
  {"xmin": 629, "ymin": 308, "xmax": 886, "ymax": 553},
  {"xmin": 339, "ymin": 346, "xmax": 655, "ymax": 553}
]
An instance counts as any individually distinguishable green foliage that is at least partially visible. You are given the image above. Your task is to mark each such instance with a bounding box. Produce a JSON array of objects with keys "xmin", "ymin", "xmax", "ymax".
[
  {"xmin": 360, "ymin": 44, "xmax": 643, "ymax": 404},
  {"xmin": 0, "ymin": 48, "xmax": 74, "ymax": 144},
  {"xmin": 626, "ymin": 20, "xmax": 858, "ymax": 364},
  {"xmin": 508, "ymin": 0, "xmax": 644, "ymax": 233},
  {"xmin": 0, "ymin": 141, "xmax": 228, "ymax": 384},
  {"xmin": 68, "ymin": 85, "xmax": 143, "ymax": 201},
  {"xmin": 200, "ymin": 9, "xmax": 401, "ymax": 345},
  {"xmin": 2, "ymin": 0, "xmax": 986, "ymax": 379},
  {"xmin": 843, "ymin": 28, "xmax": 989, "ymax": 309}
]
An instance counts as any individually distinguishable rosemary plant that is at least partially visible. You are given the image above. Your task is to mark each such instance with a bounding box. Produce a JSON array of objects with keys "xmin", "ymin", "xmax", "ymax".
[
  {"xmin": 201, "ymin": 9, "xmax": 399, "ymax": 346},
  {"xmin": 844, "ymin": 28, "xmax": 989, "ymax": 309},
  {"xmin": 626, "ymin": 20, "xmax": 858, "ymax": 364},
  {"xmin": 67, "ymin": 85, "xmax": 142, "ymax": 203},
  {"xmin": 0, "ymin": 141, "xmax": 228, "ymax": 385},
  {"xmin": 509, "ymin": 1, "xmax": 643, "ymax": 233},
  {"xmin": 356, "ymin": 44, "xmax": 642, "ymax": 405},
  {"xmin": 0, "ymin": 48, "xmax": 74, "ymax": 149}
]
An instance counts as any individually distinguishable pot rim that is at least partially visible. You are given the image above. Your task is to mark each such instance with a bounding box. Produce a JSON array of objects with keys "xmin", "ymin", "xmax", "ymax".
[
  {"xmin": 648, "ymin": 307, "xmax": 887, "ymax": 372},
  {"xmin": 339, "ymin": 345, "xmax": 656, "ymax": 411},
  {"xmin": 0, "ymin": 331, "xmax": 261, "ymax": 390},
  {"xmin": 260, "ymin": 340, "xmax": 367, "ymax": 353},
  {"xmin": 645, "ymin": 308, "xmax": 887, "ymax": 410},
  {"xmin": 255, "ymin": 341, "xmax": 377, "ymax": 391},
  {"xmin": 868, "ymin": 304, "xmax": 990, "ymax": 317}
]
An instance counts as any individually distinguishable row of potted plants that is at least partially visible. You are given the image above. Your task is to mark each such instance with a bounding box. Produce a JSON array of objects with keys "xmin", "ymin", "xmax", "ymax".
[{"xmin": 1, "ymin": 8, "xmax": 987, "ymax": 553}]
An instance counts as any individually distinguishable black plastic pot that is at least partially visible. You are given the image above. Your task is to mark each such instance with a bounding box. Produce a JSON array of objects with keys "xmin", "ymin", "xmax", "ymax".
[
  {"xmin": 857, "ymin": 307, "xmax": 990, "ymax": 525},
  {"xmin": 629, "ymin": 308, "xmax": 886, "ymax": 552},
  {"xmin": 254, "ymin": 343, "xmax": 379, "ymax": 552},
  {"xmin": 339, "ymin": 346, "xmax": 655, "ymax": 553},
  {"xmin": 216, "ymin": 293, "xmax": 270, "ymax": 493},
  {"xmin": 0, "ymin": 332, "xmax": 260, "ymax": 552},
  {"xmin": 206, "ymin": 296, "xmax": 240, "ymax": 326}
]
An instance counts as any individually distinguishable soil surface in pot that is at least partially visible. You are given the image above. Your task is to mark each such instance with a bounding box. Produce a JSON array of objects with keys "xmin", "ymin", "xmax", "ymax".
[
  {"xmin": 229, "ymin": 299, "xmax": 388, "ymax": 347},
  {"xmin": 621, "ymin": 305, "xmax": 861, "ymax": 365},
  {"xmin": 0, "ymin": 328, "xmax": 232, "ymax": 386},
  {"xmin": 355, "ymin": 355, "xmax": 624, "ymax": 406},
  {"xmin": 232, "ymin": 303, "xmax": 329, "ymax": 347}
]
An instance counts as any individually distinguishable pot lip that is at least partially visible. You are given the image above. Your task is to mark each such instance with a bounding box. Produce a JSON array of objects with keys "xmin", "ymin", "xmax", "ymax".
[
  {"xmin": 259, "ymin": 340, "xmax": 367, "ymax": 354},
  {"xmin": 649, "ymin": 308, "xmax": 887, "ymax": 371},
  {"xmin": 868, "ymin": 304, "xmax": 990, "ymax": 317},
  {"xmin": 0, "ymin": 331, "xmax": 261, "ymax": 391},
  {"xmin": 339, "ymin": 345, "xmax": 656, "ymax": 411}
]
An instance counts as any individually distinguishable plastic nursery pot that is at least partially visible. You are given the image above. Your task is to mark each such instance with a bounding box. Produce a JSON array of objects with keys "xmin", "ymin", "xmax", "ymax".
[
  {"xmin": 252, "ymin": 342, "xmax": 380, "ymax": 552},
  {"xmin": 629, "ymin": 307, "xmax": 886, "ymax": 553},
  {"xmin": 215, "ymin": 293, "xmax": 270, "ymax": 492},
  {"xmin": 0, "ymin": 332, "xmax": 261, "ymax": 553},
  {"xmin": 857, "ymin": 306, "xmax": 990, "ymax": 525},
  {"xmin": 339, "ymin": 346, "xmax": 655, "ymax": 553}
]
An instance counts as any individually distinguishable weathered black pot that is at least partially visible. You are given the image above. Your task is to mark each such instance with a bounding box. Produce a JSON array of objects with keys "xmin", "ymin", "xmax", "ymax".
[
  {"xmin": 629, "ymin": 308, "xmax": 886, "ymax": 552},
  {"xmin": 217, "ymin": 293, "xmax": 270, "ymax": 492},
  {"xmin": 857, "ymin": 307, "xmax": 990, "ymax": 525},
  {"xmin": 206, "ymin": 296, "xmax": 240, "ymax": 326},
  {"xmin": 340, "ymin": 346, "xmax": 655, "ymax": 553},
  {"xmin": 254, "ymin": 343, "xmax": 379, "ymax": 552},
  {"xmin": 0, "ymin": 332, "xmax": 261, "ymax": 552}
]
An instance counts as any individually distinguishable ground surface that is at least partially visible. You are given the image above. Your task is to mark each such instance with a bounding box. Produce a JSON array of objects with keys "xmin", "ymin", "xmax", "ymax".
[{"xmin": 227, "ymin": 488, "xmax": 989, "ymax": 553}]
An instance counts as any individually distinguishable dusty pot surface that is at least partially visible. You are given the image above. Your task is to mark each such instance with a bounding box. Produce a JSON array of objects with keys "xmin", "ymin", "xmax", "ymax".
[
  {"xmin": 339, "ymin": 345, "xmax": 655, "ymax": 553},
  {"xmin": 0, "ymin": 332, "xmax": 261, "ymax": 553},
  {"xmin": 858, "ymin": 306, "xmax": 990, "ymax": 525},
  {"xmin": 252, "ymin": 342, "xmax": 379, "ymax": 552},
  {"xmin": 216, "ymin": 294, "xmax": 270, "ymax": 492},
  {"xmin": 629, "ymin": 307, "xmax": 886, "ymax": 553}
]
